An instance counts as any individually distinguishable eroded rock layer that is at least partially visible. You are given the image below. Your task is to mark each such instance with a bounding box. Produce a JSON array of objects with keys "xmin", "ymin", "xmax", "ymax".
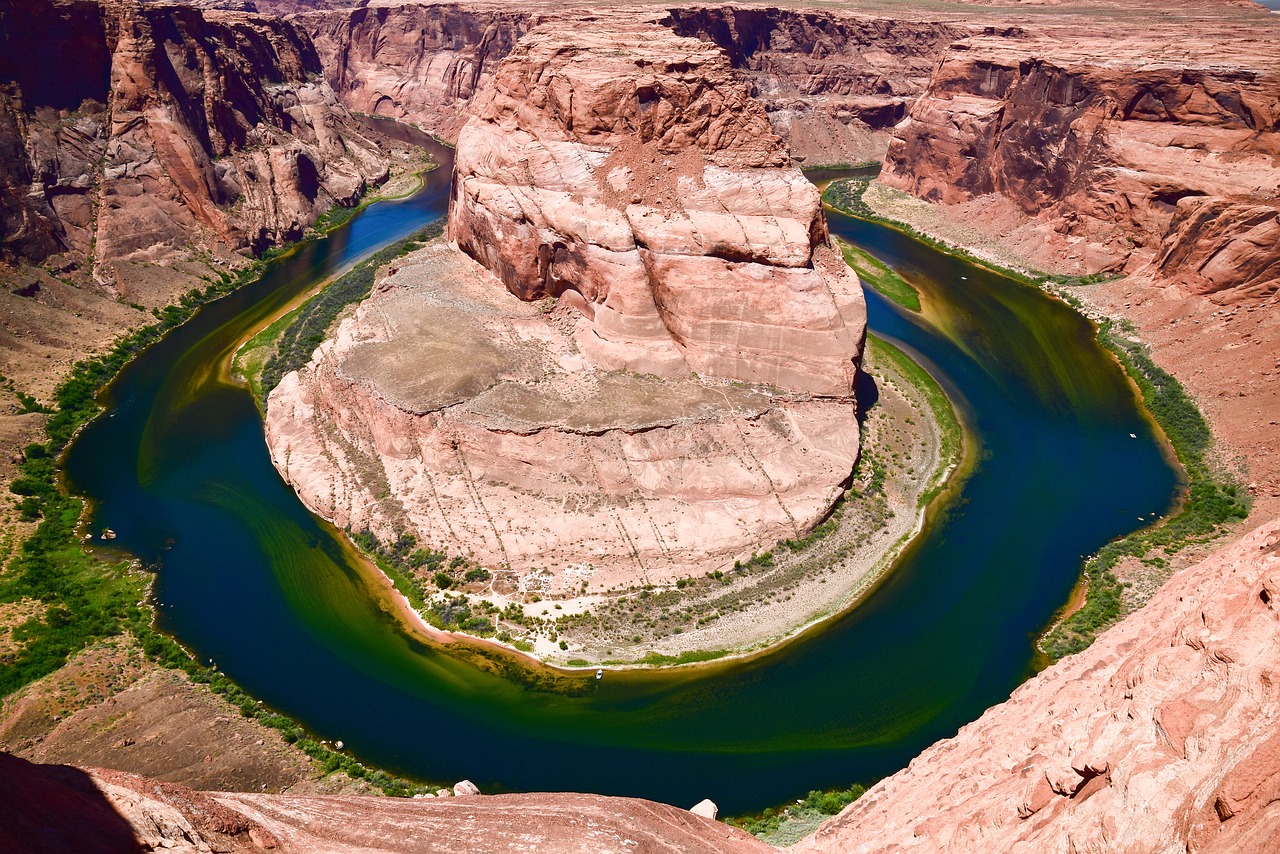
[
  {"xmin": 299, "ymin": 2, "xmax": 535, "ymax": 142},
  {"xmin": 881, "ymin": 29, "xmax": 1280, "ymax": 298},
  {"xmin": 449, "ymin": 18, "xmax": 865, "ymax": 397},
  {"xmin": 0, "ymin": 752, "xmax": 772, "ymax": 853},
  {"xmin": 795, "ymin": 518, "xmax": 1280, "ymax": 854},
  {"xmin": 0, "ymin": 0, "xmax": 390, "ymax": 272},
  {"xmin": 664, "ymin": 7, "xmax": 962, "ymax": 165},
  {"xmin": 266, "ymin": 243, "xmax": 859, "ymax": 589},
  {"xmin": 298, "ymin": 3, "xmax": 964, "ymax": 165}
]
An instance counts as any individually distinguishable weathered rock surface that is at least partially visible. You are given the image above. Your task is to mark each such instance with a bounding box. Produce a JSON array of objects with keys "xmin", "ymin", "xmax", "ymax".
[
  {"xmin": 300, "ymin": 2, "xmax": 534, "ymax": 142},
  {"xmin": 299, "ymin": 4, "xmax": 964, "ymax": 165},
  {"xmin": 0, "ymin": 751, "xmax": 772, "ymax": 853},
  {"xmin": 794, "ymin": 517, "xmax": 1280, "ymax": 854},
  {"xmin": 665, "ymin": 8, "xmax": 962, "ymax": 165},
  {"xmin": 0, "ymin": 0, "xmax": 389, "ymax": 274},
  {"xmin": 881, "ymin": 25, "xmax": 1280, "ymax": 297},
  {"xmin": 266, "ymin": 243, "xmax": 859, "ymax": 589},
  {"xmin": 450, "ymin": 18, "xmax": 865, "ymax": 396},
  {"xmin": 267, "ymin": 19, "xmax": 863, "ymax": 588}
]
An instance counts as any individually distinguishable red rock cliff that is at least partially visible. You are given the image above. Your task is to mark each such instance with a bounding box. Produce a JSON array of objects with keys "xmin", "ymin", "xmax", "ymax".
[
  {"xmin": 665, "ymin": 7, "xmax": 963, "ymax": 165},
  {"xmin": 449, "ymin": 16, "xmax": 865, "ymax": 396},
  {"xmin": 298, "ymin": 4, "xmax": 964, "ymax": 165},
  {"xmin": 881, "ymin": 28, "xmax": 1280, "ymax": 299},
  {"xmin": 0, "ymin": 0, "xmax": 390, "ymax": 271}
]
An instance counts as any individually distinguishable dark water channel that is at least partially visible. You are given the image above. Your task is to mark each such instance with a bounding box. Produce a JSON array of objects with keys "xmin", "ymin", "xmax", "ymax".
[{"xmin": 63, "ymin": 149, "xmax": 1178, "ymax": 813}]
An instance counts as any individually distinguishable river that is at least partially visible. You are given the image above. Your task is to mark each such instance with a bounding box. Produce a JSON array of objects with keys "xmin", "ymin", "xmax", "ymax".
[{"xmin": 63, "ymin": 141, "xmax": 1178, "ymax": 813}]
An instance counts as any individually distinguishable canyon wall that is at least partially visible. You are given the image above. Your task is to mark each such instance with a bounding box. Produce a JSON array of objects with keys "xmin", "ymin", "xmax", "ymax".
[
  {"xmin": 0, "ymin": 0, "xmax": 389, "ymax": 276},
  {"xmin": 881, "ymin": 31, "xmax": 1280, "ymax": 298},
  {"xmin": 664, "ymin": 7, "xmax": 962, "ymax": 165},
  {"xmin": 298, "ymin": 2, "xmax": 534, "ymax": 142},
  {"xmin": 298, "ymin": 4, "xmax": 964, "ymax": 165}
]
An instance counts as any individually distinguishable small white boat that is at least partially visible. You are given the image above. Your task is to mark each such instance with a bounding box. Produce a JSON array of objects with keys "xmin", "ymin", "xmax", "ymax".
[
  {"xmin": 1130, "ymin": 433, "xmax": 1137, "ymax": 438},
  {"xmin": 595, "ymin": 669, "xmax": 603, "ymax": 680}
]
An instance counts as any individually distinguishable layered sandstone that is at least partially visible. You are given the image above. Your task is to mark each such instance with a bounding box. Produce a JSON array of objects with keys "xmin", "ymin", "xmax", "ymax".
[
  {"xmin": 266, "ymin": 243, "xmax": 860, "ymax": 589},
  {"xmin": 298, "ymin": 3, "xmax": 963, "ymax": 165},
  {"xmin": 665, "ymin": 7, "xmax": 962, "ymax": 165},
  {"xmin": 881, "ymin": 28, "xmax": 1280, "ymax": 296},
  {"xmin": 299, "ymin": 2, "xmax": 534, "ymax": 142},
  {"xmin": 795, "ymin": 517, "xmax": 1280, "ymax": 854},
  {"xmin": 266, "ymin": 19, "xmax": 864, "ymax": 587},
  {"xmin": 0, "ymin": 0, "xmax": 390, "ymax": 274},
  {"xmin": 450, "ymin": 19, "xmax": 865, "ymax": 396}
]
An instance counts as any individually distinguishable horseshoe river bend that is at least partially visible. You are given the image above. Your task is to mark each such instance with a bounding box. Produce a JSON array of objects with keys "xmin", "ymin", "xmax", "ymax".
[{"xmin": 62, "ymin": 141, "xmax": 1179, "ymax": 814}]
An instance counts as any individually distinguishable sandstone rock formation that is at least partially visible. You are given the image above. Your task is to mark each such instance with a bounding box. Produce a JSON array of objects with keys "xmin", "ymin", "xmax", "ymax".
[
  {"xmin": 665, "ymin": 8, "xmax": 961, "ymax": 165},
  {"xmin": 450, "ymin": 18, "xmax": 865, "ymax": 396},
  {"xmin": 880, "ymin": 28, "xmax": 1280, "ymax": 297},
  {"xmin": 300, "ymin": 2, "xmax": 534, "ymax": 142},
  {"xmin": 0, "ymin": 0, "xmax": 389, "ymax": 275},
  {"xmin": 795, "ymin": 517, "xmax": 1280, "ymax": 854},
  {"xmin": 266, "ymin": 19, "xmax": 864, "ymax": 589},
  {"xmin": 0, "ymin": 752, "xmax": 772, "ymax": 853},
  {"xmin": 266, "ymin": 243, "xmax": 860, "ymax": 590}
]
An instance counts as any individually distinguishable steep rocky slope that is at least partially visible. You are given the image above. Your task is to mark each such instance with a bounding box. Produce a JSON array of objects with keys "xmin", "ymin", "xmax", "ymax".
[
  {"xmin": 665, "ymin": 7, "xmax": 962, "ymax": 164},
  {"xmin": 795, "ymin": 517, "xmax": 1280, "ymax": 854},
  {"xmin": 266, "ymin": 17, "xmax": 865, "ymax": 594},
  {"xmin": 881, "ymin": 27, "xmax": 1280, "ymax": 295},
  {"xmin": 299, "ymin": 2, "xmax": 534, "ymax": 141},
  {"xmin": 0, "ymin": 0, "xmax": 389, "ymax": 277},
  {"xmin": 297, "ymin": 3, "xmax": 964, "ymax": 165}
]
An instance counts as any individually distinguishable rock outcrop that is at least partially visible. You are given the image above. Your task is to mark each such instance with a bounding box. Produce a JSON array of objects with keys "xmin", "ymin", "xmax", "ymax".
[
  {"xmin": 0, "ymin": 0, "xmax": 389, "ymax": 273},
  {"xmin": 0, "ymin": 751, "xmax": 772, "ymax": 853},
  {"xmin": 300, "ymin": 2, "xmax": 534, "ymax": 142},
  {"xmin": 665, "ymin": 8, "xmax": 962, "ymax": 165},
  {"xmin": 266, "ymin": 242, "xmax": 860, "ymax": 590},
  {"xmin": 880, "ymin": 27, "xmax": 1280, "ymax": 297},
  {"xmin": 450, "ymin": 18, "xmax": 864, "ymax": 396},
  {"xmin": 795, "ymin": 517, "xmax": 1280, "ymax": 854},
  {"xmin": 266, "ymin": 19, "xmax": 864, "ymax": 588},
  {"xmin": 298, "ymin": 4, "xmax": 963, "ymax": 165}
]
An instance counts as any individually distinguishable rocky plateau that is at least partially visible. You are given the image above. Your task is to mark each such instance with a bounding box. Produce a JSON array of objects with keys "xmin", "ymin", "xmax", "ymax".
[{"xmin": 265, "ymin": 18, "xmax": 865, "ymax": 589}]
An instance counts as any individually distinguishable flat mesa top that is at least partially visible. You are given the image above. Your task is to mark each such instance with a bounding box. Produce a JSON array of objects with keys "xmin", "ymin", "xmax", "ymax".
[{"xmin": 337, "ymin": 243, "xmax": 778, "ymax": 433}]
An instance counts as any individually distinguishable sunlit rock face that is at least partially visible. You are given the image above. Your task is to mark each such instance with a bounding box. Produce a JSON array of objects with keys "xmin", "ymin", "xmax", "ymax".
[
  {"xmin": 449, "ymin": 17, "xmax": 865, "ymax": 398},
  {"xmin": 880, "ymin": 32, "xmax": 1280, "ymax": 298},
  {"xmin": 267, "ymin": 18, "xmax": 865, "ymax": 589}
]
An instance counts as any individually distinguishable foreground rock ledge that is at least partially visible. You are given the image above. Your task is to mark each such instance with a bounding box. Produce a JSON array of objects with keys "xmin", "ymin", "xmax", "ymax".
[
  {"xmin": 793, "ymin": 517, "xmax": 1280, "ymax": 854},
  {"xmin": 266, "ymin": 18, "xmax": 864, "ymax": 589}
]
